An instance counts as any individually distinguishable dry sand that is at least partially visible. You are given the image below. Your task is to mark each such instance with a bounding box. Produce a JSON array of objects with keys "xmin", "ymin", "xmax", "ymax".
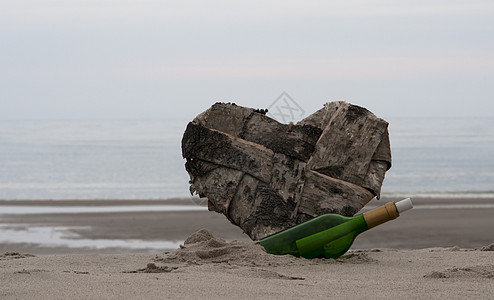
[{"xmin": 1, "ymin": 229, "xmax": 493, "ymax": 299}]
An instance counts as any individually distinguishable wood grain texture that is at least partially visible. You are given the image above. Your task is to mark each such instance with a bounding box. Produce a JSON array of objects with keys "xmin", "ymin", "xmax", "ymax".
[{"xmin": 182, "ymin": 102, "xmax": 392, "ymax": 239}]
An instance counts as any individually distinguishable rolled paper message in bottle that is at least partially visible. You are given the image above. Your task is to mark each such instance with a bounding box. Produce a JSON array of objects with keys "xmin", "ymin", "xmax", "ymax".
[{"xmin": 260, "ymin": 198, "xmax": 413, "ymax": 259}]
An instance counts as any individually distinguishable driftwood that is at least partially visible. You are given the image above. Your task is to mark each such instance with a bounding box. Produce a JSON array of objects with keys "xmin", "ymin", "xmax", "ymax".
[{"xmin": 182, "ymin": 102, "xmax": 391, "ymax": 240}]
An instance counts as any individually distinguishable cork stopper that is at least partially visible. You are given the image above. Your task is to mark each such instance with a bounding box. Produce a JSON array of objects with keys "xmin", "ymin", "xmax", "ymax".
[{"xmin": 363, "ymin": 202, "xmax": 399, "ymax": 229}]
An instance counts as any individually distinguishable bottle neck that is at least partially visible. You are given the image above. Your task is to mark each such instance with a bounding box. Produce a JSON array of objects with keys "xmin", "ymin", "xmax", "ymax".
[{"xmin": 362, "ymin": 202, "xmax": 399, "ymax": 229}]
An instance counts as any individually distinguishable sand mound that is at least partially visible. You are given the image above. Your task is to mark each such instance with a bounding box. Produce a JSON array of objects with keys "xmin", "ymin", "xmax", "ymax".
[
  {"xmin": 425, "ymin": 265, "xmax": 494, "ymax": 279},
  {"xmin": 155, "ymin": 229, "xmax": 375, "ymax": 267},
  {"xmin": 159, "ymin": 228, "xmax": 297, "ymax": 267},
  {"xmin": 128, "ymin": 229, "xmax": 375, "ymax": 275},
  {"xmin": 183, "ymin": 228, "xmax": 215, "ymax": 245}
]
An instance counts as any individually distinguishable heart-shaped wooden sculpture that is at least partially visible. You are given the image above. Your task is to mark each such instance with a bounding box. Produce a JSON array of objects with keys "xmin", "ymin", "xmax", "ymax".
[{"xmin": 182, "ymin": 102, "xmax": 391, "ymax": 240}]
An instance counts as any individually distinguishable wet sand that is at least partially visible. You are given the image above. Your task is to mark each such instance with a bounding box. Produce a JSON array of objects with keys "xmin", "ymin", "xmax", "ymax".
[{"xmin": 0, "ymin": 197, "xmax": 493, "ymax": 255}]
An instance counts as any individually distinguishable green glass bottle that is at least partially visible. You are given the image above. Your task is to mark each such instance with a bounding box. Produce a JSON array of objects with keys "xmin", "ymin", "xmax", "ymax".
[{"xmin": 260, "ymin": 198, "xmax": 413, "ymax": 259}]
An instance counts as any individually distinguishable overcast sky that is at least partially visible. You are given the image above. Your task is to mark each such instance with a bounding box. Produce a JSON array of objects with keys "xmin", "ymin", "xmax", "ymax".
[{"xmin": 1, "ymin": 0, "xmax": 493, "ymax": 121}]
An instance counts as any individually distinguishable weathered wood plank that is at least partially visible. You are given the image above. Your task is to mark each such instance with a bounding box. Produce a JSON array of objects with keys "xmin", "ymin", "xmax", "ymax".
[
  {"xmin": 192, "ymin": 102, "xmax": 322, "ymax": 162},
  {"xmin": 228, "ymin": 173, "xmax": 259, "ymax": 226},
  {"xmin": 189, "ymin": 167, "xmax": 244, "ymax": 215},
  {"xmin": 182, "ymin": 122, "xmax": 274, "ymax": 183},
  {"xmin": 226, "ymin": 154, "xmax": 308, "ymax": 239},
  {"xmin": 184, "ymin": 158, "xmax": 219, "ymax": 179},
  {"xmin": 242, "ymin": 182, "xmax": 298, "ymax": 240},
  {"xmin": 242, "ymin": 113, "xmax": 322, "ymax": 162},
  {"xmin": 297, "ymin": 170, "xmax": 374, "ymax": 217},
  {"xmin": 297, "ymin": 101, "xmax": 343, "ymax": 129},
  {"xmin": 306, "ymin": 103, "xmax": 388, "ymax": 187},
  {"xmin": 269, "ymin": 153, "xmax": 306, "ymax": 204},
  {"xmin": 361, "ymin": 160, "xmax": 388, "ymax": 199},
  {"xmin": 372, "ymin": 129, "xmax": 392, "ymax": 169},
  {"xmin": 193, "ymin": 102, "xmax": 254, "ymax": 137}
]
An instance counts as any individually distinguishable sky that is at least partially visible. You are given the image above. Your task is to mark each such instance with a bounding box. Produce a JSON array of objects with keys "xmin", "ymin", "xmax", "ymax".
[{"xmin": 1, "ymin": 0, "xmax": 494, "ymax": 121}]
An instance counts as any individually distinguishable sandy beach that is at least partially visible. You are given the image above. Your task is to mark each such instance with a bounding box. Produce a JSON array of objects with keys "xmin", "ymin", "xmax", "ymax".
[
  {"xmin": 1, "ymin": 197, "xmax": 493, "ymax": 298},
  {"xmin": 1, "ymin": 231, "xmax": 493, "ymax": 299}
]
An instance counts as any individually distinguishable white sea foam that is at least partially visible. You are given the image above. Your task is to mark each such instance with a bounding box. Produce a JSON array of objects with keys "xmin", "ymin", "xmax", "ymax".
[{"xmin": 0, "ymin": 224, "xmax": 182, "ymax": 250}]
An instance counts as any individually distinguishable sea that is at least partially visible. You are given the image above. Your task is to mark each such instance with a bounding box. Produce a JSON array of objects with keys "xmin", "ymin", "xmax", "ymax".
[
  {"xmin": 1, "ymin": 117, "xmax": 494, "ymax": 201},
  {"xmin": 1, "ymin": 117, "xmax": 493, "ymax": 252}
]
